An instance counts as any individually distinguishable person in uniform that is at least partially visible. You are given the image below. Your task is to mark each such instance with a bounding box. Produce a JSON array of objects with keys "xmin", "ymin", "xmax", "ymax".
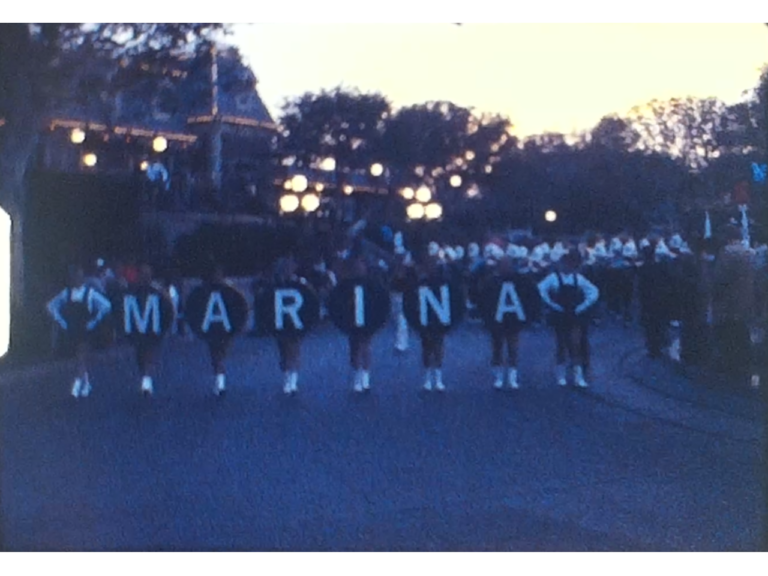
[
  {"xmin": 538, "ymin": 248, "xmax": 600, "ymax": 388},
  {"xmin": 186, "ymin": 262, "xmax": 249, "ymax": 396},
  {"xmin": 637, "ymin": 242, "xmax": 674, "ymax": 358},
  {"xmin": 712, "ymin": 226, "xmax": 758, "ymax": 387},
  {"xmin": 128, "ymin": 264, "xmax": 175, "ymax": 396},
  {"xmin": 46, "ymin": 264, "xmax": 113, "ymax": 398},
  {"xmin": 405, "ymin": 248, "xmax": 461, "ymax": 392},
  {"xmin": 271, "ymin": 255, "xmax": 314, "ymax": 395},
  {"xmin": 478, "ymin": 253, "xmax": 528, "ymax": 389}
]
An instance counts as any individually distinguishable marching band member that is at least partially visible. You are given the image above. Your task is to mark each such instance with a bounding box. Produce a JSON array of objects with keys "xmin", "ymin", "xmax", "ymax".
[
  {"xmin": 46, "ymin": 264, "xmax": 112, "ymax": 398},
  {"xmin": 194, "ymin": 262, "xmax": 249, "ymax": 396},
  {"xmin": 478, "ymin": 253, "xmax": 528, "ymax": 389},
  {"xmin": 410, "ymin": 249, "xmax": 456, "ymax": 392},
  {"xmin": 271, "ymin": 255, "xmax": 313, "ymax": 395},
  {"xmin": 130, "ymin": 264, "xmax": 174, "ymax": 397},
  {"xmin": 538, "ymin": 248, "xmax": 600, "ymax": 388}
]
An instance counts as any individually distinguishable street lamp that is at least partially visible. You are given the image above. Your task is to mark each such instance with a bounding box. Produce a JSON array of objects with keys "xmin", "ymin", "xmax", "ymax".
[
  {"xmin": 415, "ymin": 185, "xmax": 432, "ymax": 203},
  {"xmin": 152, "ymin": 136, "xmax": 168, "ymax": 153},
  {"xmin": 450, "ymin": 175, "xmax": 462, "ymax": 188},
  {"xmin": 545, "ymin": 210, "xmax": 557, "ymax": 223},
  {"xmin": 70, "ymin": 128, "xmax": 86, "ymax": 144},
  {"xmin": 301, "ymin": 193, "xmax": 320, "ymax": 212},
  {"xmin": 400, "ymin": 187, "xmax": 415, "ymax": 201},
  {"xmin": 425, "ymin": 202, "xmax": 443, "ymax": 220},
  {"xmin": 370, "ymin": 162, "xmax": 384, "ymax": 177},
  {"xmin": 290, "ymin": 174, "xmax": 308, "ymax": 193},
  {"xmin": 320, "ymin": 157, "xmax": 336, "ymax": 171},
  {"xmin": 406, "ymin": 203, "xmax": 425, "ymax": 220},
  {"xmin": 82, "ymin": 153, "xmax": 98, "ymax": 167},
  {"xmin": 280, "ymin": 194, "xmax": 300, "ymax": 213},
  {"xmin": 343, "ymin": 185, "xmax": 354, "ymax": 195}
]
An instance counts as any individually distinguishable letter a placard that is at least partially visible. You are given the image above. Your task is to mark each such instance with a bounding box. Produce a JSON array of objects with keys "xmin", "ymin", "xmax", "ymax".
[
  {"xmin": 479, "ymin": 277, "xmax": 528, "ymax": 331},
  {"xmin": 328, "ymin": 279, "xmax": 390, "ymax": 336},
  {"xmin": 186, "ymin": 283, "xmax": 249, "ymax": 341},
  {"xmin": 403, "ymin": 279, "xmax": 465, "ymax": 335}
]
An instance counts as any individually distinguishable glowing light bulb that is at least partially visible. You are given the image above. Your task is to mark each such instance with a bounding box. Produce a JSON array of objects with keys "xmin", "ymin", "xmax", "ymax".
[
  {"xmin": 406, "ymin": 203, "xmax": 425, "ymax": 220},
  {"xmin": 291, "ymin": 174, "xmax": 308, "ymax": 193},
  {"xmin": 545, "ymin": 210, "xmax": 557, "ymax": 223},
  {"xmin": 280, "ymin": 194, "xmax": 300, "ymax": 213},
  {"xmin": 425, "ymin": 203, "xmax": 443, "ymax": 220},
  {"xmin": 152, "ymin": 136, "xmax": 168, "ymax": 153},
  {"xmin": 301, "ymin": 193, "xmax": 320, "ymax": 212},
  {"xmin": 415, "ymin": 186, "xmax": 431, "ymax": 203},
  {"xmin": 70, "ymin": 128, "xmax": 86, "ymax": 144}
]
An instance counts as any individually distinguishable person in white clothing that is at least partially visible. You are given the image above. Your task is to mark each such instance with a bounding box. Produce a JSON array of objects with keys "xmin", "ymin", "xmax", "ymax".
[
  {"xmin": 538, "ymin": 249, "xmax": 600, "ymax": 388},
  {"xmin": 46, "ymin": 264, "xmax": 112, "ymax": 398}
]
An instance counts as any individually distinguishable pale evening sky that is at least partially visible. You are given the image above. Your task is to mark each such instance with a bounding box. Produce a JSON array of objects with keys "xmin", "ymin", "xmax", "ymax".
[{"xmin": 232, "ymin": 23, "xmax": 768, "ymax": 138}]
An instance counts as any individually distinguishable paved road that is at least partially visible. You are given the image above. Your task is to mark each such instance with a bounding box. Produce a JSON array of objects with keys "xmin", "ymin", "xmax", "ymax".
[{"xmin": 1, "ymin": 319, "xmax": 764, "ymax": 551}]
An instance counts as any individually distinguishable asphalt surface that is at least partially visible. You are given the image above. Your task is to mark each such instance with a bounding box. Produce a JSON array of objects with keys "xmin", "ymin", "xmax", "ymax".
[{"xmin": 0, "ymin": 319, "xmax": 764, "ymax": 551}]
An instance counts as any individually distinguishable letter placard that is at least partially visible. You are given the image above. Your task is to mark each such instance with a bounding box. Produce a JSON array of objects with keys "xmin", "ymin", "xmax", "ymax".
[
  {"xmin": 256, "ymin": 281, "xmax": 320, "ymax": 336},
  {"xmin": 117, "ymin": 286, "xmax": 174, "ymax": 342},
  {"xmin": 186, "ymin": 283, "xmax": 249, "ymax": 341},
  {"xmin": 329, "ymin": 279, "xmax": 390, "ymax": 336},
  {"xmin": 478, "ymin": 276, "xmax": 528, "ymax": 331},
  {"xmin": 403, "ymin": 280, "xmax": 465, "ymax": 334}
]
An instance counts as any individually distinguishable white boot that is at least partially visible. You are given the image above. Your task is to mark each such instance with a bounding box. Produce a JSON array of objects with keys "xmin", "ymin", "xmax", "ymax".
[
  {"xmin": 556, "ymin": 365, "xmax": 567, "ymax": 387},
  {"xmin": 215, "ymin": 373, "xmax": 226, "ymax": 396},
  {"xmin": 80, "ymin": 373, "xmax": 92, "ymax": 398},
  {"xmin": 493, "ymin": 367, "xmax": 504, "ymax": 390},
  {"xmin": 434, "ymin": 369, "xmax": 445, "ymax": 392},
  {"xmin": 283, "ymin": 372, "xmax": 293, "ymax": 394},
  {"xmin": 395, "ymin": 314, "xmax": 409, "ymax": 352},
  {"xmin": 141, "ymin": 376, "xmax": 154, "ymax": 396},
  {"xmin": 507, "ymin": 367, "xmax": 520, "ymax": 390},
  {"xmin": 353, "ymin": 370, "xmax": 364, "ymax": 393},
  {"xmin": 290, "ymin": 371, "xmax": 299, "ymax": 393},
  {"xmin": 574, "ymin": 365, "xmax": 589, "ymax": 388},
  {"xmin": 71, "ymin": 378, "xmax": 83, "ymax": 398},
  {"xmin": 423, "ymin": 368, "xmax": 434, "ymax": 391},
  {"xmin": 361, "ymin": 370, "xmax": 371, "ymax": 391}
]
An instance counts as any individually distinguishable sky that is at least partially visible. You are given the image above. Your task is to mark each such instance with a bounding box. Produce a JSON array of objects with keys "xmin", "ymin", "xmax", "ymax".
[{"xmin": 232, "ymin": 23, "xmax": 768, "ymax": 138}]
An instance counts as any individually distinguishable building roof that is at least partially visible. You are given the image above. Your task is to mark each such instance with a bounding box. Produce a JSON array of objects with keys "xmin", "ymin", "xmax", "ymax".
[{"xmin": 47, "ymin": 48, "xmax": 276, "ymax": 138}]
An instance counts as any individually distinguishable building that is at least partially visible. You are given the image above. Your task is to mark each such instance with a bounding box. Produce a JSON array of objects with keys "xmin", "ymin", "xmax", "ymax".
[{"xmin": 32, "ymin": 46, "xmax": 281, "ymax": 215}]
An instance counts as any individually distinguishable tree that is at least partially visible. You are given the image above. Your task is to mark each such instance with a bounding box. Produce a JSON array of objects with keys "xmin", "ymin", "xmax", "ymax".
[
  {"xmin": 624, "ymin": 96, "xmax": 729, "ymax": 172},
  {"xmin": 279, "ymin": 87, "xmax": 391, "ymax": 173},
  {"xmin": 0, "ymin": 23, "xmax": 227, "ymax": 353},
  {"xmin": 590, "ymin": 115, "xmax": 641, "ymax": 152}
]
